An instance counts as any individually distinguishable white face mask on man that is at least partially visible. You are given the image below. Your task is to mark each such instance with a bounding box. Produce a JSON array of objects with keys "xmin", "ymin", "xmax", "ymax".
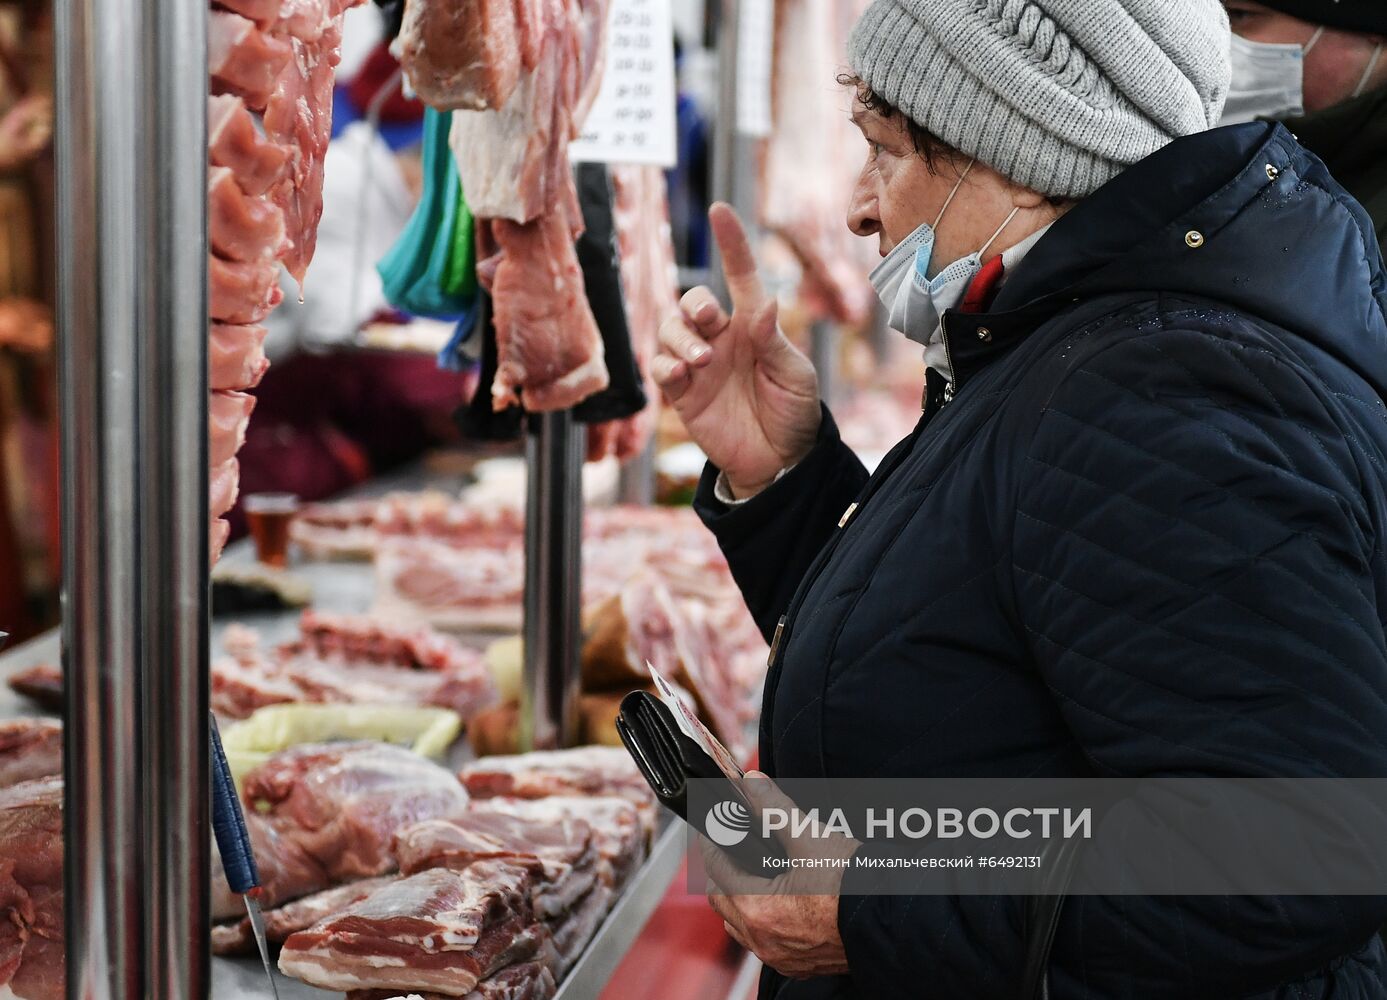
[
  {"xmin": 867, "ymin": 160, "xmax": 1019, "ymax": 348},
  {"xmin": 1223, "ymin": 26, "xmax": 1384, "ymax": 125}
]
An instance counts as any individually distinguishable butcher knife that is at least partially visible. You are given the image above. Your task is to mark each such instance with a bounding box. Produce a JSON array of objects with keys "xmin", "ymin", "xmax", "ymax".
[{"xmin": 210, "ymin": 714, "xmax": 280, "ymax": 1000}]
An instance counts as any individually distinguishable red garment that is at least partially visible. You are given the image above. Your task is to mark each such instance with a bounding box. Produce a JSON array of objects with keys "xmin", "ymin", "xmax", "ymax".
[
  {"xmin": 347, "ymin": 43, "xmax": 424, "ymax": 124},
  {"xmin": 958, "ymin": 254, "xmax": 1006, "ymax": 315},
  {"xmin": 229, "ymin": 350, "xmax": 464, "ymax": 538}
]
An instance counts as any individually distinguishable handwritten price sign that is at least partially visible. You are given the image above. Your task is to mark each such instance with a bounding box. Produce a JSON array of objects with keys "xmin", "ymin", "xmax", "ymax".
[{"xmin": 570, "ymin": 0, "xmax": 677, "ymax": 167}]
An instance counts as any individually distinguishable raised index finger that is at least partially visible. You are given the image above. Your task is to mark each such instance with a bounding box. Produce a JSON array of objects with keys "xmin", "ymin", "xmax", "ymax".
[{"xmin": 709, "ymin": 202, "xmax": 766, "ymax": 311}]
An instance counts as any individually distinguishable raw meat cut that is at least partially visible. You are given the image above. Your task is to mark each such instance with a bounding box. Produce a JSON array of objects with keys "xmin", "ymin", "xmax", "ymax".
[
  {"xmin": 760, "ymin": 0, "xmax": 875, "ymax": 324},
  {"xmin": 291, "ymin": 495, "xmax": 384, "ymax": 558},
  {"xmin": 477, "ymin": 796, "xmax": 647, "ymax": 889},
  {"xmin": 445, "ymin": 0, "xmax": 609, "ymax": 223},
  {"xmin": 209, "ymin": 613, "xmax": 497, "ymax": 720},
  {"xmin": 263, "ymin": 8, "xmax": 360, "ymax": 286},
  {"xmin": 0, "ymin": 721, "xmax": 61, "ymax": 790},
  {"xmin": 374, "ymin": 492, "xmax": 526, "ymax": 550},
  {"xmin": 447, "ymin": 0, "xmax": 614, "ymax": 412},
  {"xmin": 209, "ymin": 390, "xmax": 256, "ymax": 467},
  {"xmin": 214, "ymin": 0, "xmax": 284, "ymax": 30},
  {"xmin": 210, "ymin": 458, "xmax": 240, "ymax": 520},
  {"xmin": 212, "ymin": 875, "xmax": 400, "ymax": 955},
  {"xmin": 458, "ymin": 746, "xmax": 648, "ymax": 804},
  {"xmin": 278, "ymin": 864, "xmax": 543, "ymax": 996},
  {"xmin": 0, "ymin": 777, "xmax": 64, "ymax": 1000},
  {"xmin": 208, "ymin": 95, "xmax": 290, "ymax": 197},
  {"xmin": 6, "ymin": 666, "xmax": 62, "ymax": 713},
  {"xmin": 291, "ymin": 496, "xmax": 384, "ymax": 559},
  {"xmin": 374, "ymin": 540, "xmax": 525, "ymax": 633},
  {"xmin": 212, "ymin": 809, "xmax": 330, "ymax": 919},
  {"xmin": 581, "ymin": 569, "xmax": 682, "ymax": 684},
  {"xmin": 243, "ymin": 741, "xmax": 471, "ymax": 883},
  {"xmin": 486, "ymin": 214, "xmax": 608, "ymax": 412},
  {"xmin": 346, "ymin": 960, "xmax": 558, "ymax": 1000},
  {"xmin": 210, "ymin": 518, "xmax": 232, "ymax": 564},
  {"xmin": 393, "ymin": 810, "xmax": 597, "ymax": 918},
  {"xmin": 210, "ymin": 10, "xmax": 294, "ymax": 110},
  {"xmin": 210, "ymin": 642, "xmax": 304, "ymax": 720},
  {"xmin": 277, "ymin": 0, "xmax": 334, "ymax": 43},
  {"xmin": 207, "ymin": 0, "xmax": 363, "ymax": 567},
  {"xmin": 209, "ymin": 254, "xmax": 284, "ymax": 324},
  {"xmin": 209, "ymin": 323, "xmax": 270, "ymax": 391},
  {"xmin": 547, "ymin": 882, "xmax": 611, "ymax": 975},
  {"xmin": 398, "ymin": 0, "xmax": 524, "ymax": 111},
  {"xmin": 290, "ymin": 609, "xmax": 480, "ymax": 672},
  {"xmin": 209, "ymin": 165, "xmax": 289, "ymax": 263}
]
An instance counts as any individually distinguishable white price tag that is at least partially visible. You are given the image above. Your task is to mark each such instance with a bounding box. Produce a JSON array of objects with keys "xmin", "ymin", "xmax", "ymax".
[
  {"xmin": 570, "ymin": 0, "xmax": 678, "ymax": 167},
  {"xmin": 735, "ymin": 0, "xmax": 774, "ymax": 138},
  {"xmin": 647, "ymin": 662, "xmax": 745, "ymax": 783}
]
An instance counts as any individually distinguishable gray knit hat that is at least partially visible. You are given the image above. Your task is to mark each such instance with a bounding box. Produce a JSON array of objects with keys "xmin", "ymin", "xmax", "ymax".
[{"xmin": 848, "ymin": 0, "xmax": 1232, "ymax": 199}]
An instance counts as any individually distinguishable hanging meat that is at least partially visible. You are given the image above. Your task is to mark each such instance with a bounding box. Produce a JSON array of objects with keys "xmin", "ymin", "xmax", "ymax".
[
  {"xmin": 400, "ymin": 0, "xmax": 613, "ymax": 413},
  {"xmin": 760, "ymin": 0, "xmax": 876, "ymax": 325},
  {"xmin": 207, "ymin": 0, "xmax": 365, "ymax": 562}
]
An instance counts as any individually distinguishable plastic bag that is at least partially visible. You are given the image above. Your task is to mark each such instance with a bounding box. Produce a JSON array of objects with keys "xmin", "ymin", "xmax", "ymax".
[{"xmin": 377, "ymin": 107, "xmax": 476, "ymax": 318}]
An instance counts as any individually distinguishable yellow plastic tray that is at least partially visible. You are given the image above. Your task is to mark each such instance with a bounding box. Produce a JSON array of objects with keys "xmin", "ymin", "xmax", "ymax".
[{"xmin": 221, "ymin": 704, "xmax": 462, "ymax": 790}]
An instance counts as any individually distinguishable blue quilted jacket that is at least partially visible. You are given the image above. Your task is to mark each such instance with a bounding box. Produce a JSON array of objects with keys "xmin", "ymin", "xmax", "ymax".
[{"xmin": 694, "ymin": 122, "xmax": 1387, "ymax": 998}]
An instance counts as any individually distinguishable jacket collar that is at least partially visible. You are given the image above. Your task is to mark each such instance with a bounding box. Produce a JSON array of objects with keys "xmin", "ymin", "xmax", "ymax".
[{"xmin": 936, "ymin": 122, "xmax": 1387, "ymax": 397}]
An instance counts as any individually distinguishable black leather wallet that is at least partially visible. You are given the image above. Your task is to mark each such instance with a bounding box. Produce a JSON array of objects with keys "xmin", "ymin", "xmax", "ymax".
[{"xmin": 616, "ymin": 690, "xmax": 786, "ymax": 876}]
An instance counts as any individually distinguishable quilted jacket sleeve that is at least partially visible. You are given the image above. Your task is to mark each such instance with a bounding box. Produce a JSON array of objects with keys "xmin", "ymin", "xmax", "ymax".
[
  {"xmin": 694, "ymin": 404, "xmax": 869, "ymax": 641},
  {"xmin": 838, "ymin": 325, "xmax": 1387, "ymax": 997}
]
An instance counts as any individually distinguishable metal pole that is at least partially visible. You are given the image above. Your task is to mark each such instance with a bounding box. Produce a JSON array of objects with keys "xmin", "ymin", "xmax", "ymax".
[
  {"xmin": 522, "ymin": 411, "xmax": 584, "ymax": 751},
  {"xmin": 617, "ymin": 435, "xmax": 656, "ymax": 506},
  {"xmin": 710, "ymin": 0, "xmax": 764, "ymax": 306},
  {"xmin": 708, "ymin": 0, "xmax": 740, "ymax": 307},
  {"xmin": 810, "ymin": 319, "xmax": 838, "ymax": 409},
  {"xmin": 57, "ymin": 0, "xmax": 210, "ymax": 993}
]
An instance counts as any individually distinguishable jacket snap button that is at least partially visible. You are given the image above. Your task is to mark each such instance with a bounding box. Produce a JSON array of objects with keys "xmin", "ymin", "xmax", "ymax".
[
  {"xmin": 1185, "ymin": 230, "xmax": 1205, "ymax": 248},
  {"xmin": 1266, "ymin": 164, "xmax": 1280, "ymax": 181},
  {"xmin": 977, "ymin": 327, "xmax": 992, "ymax": 343}
]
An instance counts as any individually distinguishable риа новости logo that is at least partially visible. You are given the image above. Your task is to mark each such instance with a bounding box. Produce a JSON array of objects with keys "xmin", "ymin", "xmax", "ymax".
[{"xmin": 705, "ymin": 800, "xmax": 751, "ymax": 847}]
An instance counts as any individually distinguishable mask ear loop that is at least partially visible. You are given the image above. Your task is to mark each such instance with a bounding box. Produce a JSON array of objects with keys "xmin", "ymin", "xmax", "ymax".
[
  {"xmin": 1304, "ymin": 26, "xmax": 1326, "ymax": 55},
  {"xmin": 932, "ymin": 160, "xmax": 975, "ymax": 229},
  {"xmin": 1353, "ymin": 42, "xmax": 1384, "ymax": 97},
  {"xmin": 977, "ymin": 206, "xmax": 1022, "ymax": 261}
]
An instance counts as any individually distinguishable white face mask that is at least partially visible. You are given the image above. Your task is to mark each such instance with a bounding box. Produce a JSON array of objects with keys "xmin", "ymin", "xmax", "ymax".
[
  {"xmin": 867, "ymin": 160, "xmax": 1021, "ymax": 348},
  {"xmin": 1222, "ymin": 26, "xmax": 1324, "ymax": 125},
  {"xmin": 868, "ymin": 161, "xmax": 974, "ymax": 322}
]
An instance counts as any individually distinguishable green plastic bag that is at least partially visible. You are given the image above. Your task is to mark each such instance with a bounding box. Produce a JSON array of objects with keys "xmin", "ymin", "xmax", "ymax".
[{"xmin": 377, "ymin": 107, "xmax": 476, "ymax": 317}]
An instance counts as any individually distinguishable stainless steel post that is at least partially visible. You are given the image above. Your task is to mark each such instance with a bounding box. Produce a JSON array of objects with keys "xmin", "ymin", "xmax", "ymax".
[
  {"xmin": 616, "ymin": 436, "xmax": 656, "ymax": 506},
  {"xmin": 709, "ymin": 0, "xmax": 740, "ymax": 307},
  {"xmin": 57, "ymin": 0, "xmax": 210, "ymax": 993},
  {"xmin": 710, "ymin": 0, "xmax": 764, "ymax": 306},
  {"xmin": 810, "ymin": 320, "xmax": 838, "ymax": 409},
  {"xmin": 522, "ymin": 411, "xmax": 585, "ymax": 751}
]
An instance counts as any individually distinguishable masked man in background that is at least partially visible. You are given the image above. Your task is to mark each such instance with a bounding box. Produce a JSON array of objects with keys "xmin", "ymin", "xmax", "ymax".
[{"xmin": 1223, "ymin": 0, "xmax": 1387, "ymax": 254}]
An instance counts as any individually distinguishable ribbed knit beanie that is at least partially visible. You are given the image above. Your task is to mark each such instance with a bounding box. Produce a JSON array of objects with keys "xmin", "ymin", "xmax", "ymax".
[{"xmin": 848, "ymin": 0, "xmax": 1232, "ymax": 199}]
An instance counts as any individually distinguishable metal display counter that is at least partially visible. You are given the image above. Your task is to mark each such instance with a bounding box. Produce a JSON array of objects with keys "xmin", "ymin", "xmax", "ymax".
[
  {"xmin": 209, "ymin": 822, "xmax": 685, "ymax": 1000},
  {"xmin": 0, "ymin": 460, "xmax": 688, "ymax": 999}
]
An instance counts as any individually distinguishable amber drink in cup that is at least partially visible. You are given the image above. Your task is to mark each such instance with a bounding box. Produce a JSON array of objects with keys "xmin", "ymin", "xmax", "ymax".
[{"xmin": 244, "ymin": 493, "xmax": 299, "ymax": 568}]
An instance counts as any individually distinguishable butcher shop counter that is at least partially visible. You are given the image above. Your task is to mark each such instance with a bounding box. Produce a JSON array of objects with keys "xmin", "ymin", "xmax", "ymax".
[{"xmin": 0, "ymin": 458, "xmax": 689, "ymax": 1000}]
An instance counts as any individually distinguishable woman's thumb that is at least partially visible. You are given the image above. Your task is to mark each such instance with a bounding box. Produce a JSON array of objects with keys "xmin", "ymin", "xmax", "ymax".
[{"xmin": 746, "ymin": 299, "xmax": 784, "ymax": 354}]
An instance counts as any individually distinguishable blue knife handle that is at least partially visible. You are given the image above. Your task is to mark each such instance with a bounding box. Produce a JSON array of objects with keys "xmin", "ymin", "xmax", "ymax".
[{"xmin": 210, "ymin": 717, "xmax": 260, "ymax": 895}]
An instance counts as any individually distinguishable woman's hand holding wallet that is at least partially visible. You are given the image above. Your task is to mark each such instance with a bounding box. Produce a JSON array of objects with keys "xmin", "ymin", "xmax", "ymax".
[{"xmin": 702, "ymin": 771, "xmax": 858, "ymax": 980}]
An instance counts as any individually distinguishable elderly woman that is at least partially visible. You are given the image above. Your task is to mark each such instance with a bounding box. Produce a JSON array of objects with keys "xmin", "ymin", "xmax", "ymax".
[{"xmin": 654, "ymin": 0, "xmax": 1387, "ymax": 997}]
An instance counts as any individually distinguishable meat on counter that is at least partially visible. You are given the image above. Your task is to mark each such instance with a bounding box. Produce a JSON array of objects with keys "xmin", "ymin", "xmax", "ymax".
[
  {"xmin": 0, "ymin": 721, "xmax": 62, "ymax": 791},
  {"xmin": 278, "ymin": 863, "xmax": 545, "ymax": 996}
]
